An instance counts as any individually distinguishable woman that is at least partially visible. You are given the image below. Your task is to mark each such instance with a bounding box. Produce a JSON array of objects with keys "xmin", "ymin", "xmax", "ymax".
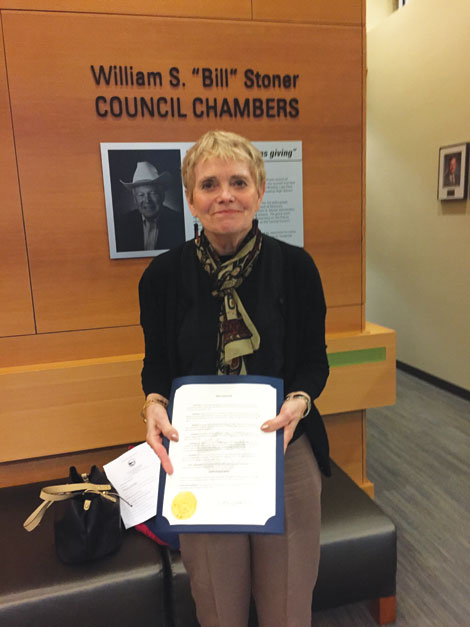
[{"xmin": 139, "ymin": 130, "xmax": 330, "ymax": 627}]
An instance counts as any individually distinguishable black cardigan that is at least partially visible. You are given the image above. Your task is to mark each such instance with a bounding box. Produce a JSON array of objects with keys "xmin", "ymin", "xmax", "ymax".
[{"xmin": 139, "ymin": 235, "xmax": 331, "ymax": 476}]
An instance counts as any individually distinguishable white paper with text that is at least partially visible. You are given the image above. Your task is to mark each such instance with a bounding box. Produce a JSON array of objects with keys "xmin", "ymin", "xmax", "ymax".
[{"xmin": 163, "ymin": 383, "xmax": 277, "ymax": 526}]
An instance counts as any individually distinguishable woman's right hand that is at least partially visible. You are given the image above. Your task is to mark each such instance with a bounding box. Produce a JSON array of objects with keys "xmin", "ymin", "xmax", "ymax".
[{"xmin": 144, "ymin": 394, "xmax": 179, "ymax": 475}]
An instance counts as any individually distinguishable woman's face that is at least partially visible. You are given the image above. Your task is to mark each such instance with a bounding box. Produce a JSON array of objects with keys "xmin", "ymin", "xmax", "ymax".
[{"xmin": 187, "ymin": 157, "xmax": 265, "ymax": 250}]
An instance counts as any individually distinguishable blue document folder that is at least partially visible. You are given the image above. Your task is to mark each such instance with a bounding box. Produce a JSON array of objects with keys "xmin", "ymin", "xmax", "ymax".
[{"xmin": 151, "ymin": 374, "xmax": 284, "ymax": 535}]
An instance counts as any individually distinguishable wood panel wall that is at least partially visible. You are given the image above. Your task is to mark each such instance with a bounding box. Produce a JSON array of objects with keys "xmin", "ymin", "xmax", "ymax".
[
  {"xmin": 0, "ymin": 1, "xmax": 378, "ymax": 487},
  {"xmin": 0, "ymin": 18, "xmax": 35, "ymax": 337},
  {"xmin": 2, "ymin": 9, "xmax": 363, "ymax": 337}
]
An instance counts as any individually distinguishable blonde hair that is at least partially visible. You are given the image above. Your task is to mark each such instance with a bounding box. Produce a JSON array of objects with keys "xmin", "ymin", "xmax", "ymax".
[{"xmin": 182, "ymin": 130, "xmax": 266, "ymax": 200}]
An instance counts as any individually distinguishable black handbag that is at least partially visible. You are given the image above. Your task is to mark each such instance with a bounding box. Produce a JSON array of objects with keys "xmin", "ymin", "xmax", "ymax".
[{"xmin": 24, "ymin": 465, "xmax": 123, "ymax": 564}]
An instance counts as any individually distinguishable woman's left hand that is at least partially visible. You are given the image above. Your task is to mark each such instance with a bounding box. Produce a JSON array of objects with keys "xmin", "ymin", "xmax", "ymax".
[{"xmin": 260, "ymin": 392, "xmax": 310, "ymax": 452}]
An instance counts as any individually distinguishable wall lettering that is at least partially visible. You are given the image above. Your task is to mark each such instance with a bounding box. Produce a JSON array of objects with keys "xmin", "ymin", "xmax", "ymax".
[{"xmin": 91, "ymin": 65, "xmax": 301, "ymax": 120}]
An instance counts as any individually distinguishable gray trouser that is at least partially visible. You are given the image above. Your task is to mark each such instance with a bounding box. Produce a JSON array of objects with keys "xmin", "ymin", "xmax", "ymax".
[{"xmin": 179, "ymin": 434, "xmax": 322, "ymax": 627}]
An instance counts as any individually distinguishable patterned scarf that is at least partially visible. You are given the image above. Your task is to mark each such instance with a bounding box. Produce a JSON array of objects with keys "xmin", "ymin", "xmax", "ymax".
[{"xmin": 195, "ymin": 223, "xmax": 262, "ymax": 375}]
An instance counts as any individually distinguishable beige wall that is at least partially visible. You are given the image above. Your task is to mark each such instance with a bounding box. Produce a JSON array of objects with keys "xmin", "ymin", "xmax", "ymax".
[
  {"xmin": 366, "ymin": 0, "xmax": 470, "ymax": 389},
  {"xmin": 366, "ymin": 0, "xmax": 395, "ymax": 31}
]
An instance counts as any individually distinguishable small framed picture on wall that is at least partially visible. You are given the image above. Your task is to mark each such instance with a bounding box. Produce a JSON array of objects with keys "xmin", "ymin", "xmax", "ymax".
[{"xmin": 437, "ymin": 143, "xmax": 469, "ymax": 201}]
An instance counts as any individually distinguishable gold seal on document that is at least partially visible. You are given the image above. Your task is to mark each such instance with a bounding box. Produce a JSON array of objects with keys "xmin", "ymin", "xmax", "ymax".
[{"xmin": 171, "ymin": 491, "xmax": 197, "ymax": 520}]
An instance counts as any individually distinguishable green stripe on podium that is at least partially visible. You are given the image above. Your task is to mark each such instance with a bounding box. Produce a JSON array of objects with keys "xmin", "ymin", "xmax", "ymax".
[{"xmin": 327, "ymin": 347, "xmax": 386, "ymax": 367}]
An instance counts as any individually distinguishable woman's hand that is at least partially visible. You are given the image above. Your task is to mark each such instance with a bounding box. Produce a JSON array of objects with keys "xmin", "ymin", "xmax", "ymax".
[
  {"xmin": 260, "ymin": 392, "xmax": 310, "ymax": 452},
  {"xmin": 143, "ymin": 394, "xmax": 179, "ymax": 474}
]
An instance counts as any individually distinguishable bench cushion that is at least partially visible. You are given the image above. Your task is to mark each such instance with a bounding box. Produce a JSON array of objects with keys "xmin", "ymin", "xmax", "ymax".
[
  {"xmin": 312, "ymin": 461, "xmax": 396, "ymax": 610},
  {"xmin": 164, "ymin": 461, "xmax": 396, "ymax": 625},
  {"xmin": 0, "ymin": 481, "xmax": 168, "ymax": 627}
]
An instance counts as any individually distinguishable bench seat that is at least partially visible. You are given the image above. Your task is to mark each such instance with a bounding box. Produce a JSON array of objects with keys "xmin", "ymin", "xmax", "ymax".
[
  {"xmin": 0, "ymin": 482, "xmax": 168, "ymax": 627},
  {"xmin": 165, "ymin": 462, "xmax": 397, "ymax": 625},
  {"xmin": 0, "ymin": 461, "xmax": 396, "ymax": 626}
]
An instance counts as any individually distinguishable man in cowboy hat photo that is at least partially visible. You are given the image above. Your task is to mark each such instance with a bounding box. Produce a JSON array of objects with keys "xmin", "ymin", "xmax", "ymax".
[{"xmin": 115, "ymin": 161, "xmax": 185, "ymax": 252}]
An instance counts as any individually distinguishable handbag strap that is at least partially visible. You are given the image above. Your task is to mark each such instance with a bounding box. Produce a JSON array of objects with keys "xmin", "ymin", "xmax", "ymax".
[{"xmin": 23, "ymin": 482, "xmax": 117, "ymax": 532}]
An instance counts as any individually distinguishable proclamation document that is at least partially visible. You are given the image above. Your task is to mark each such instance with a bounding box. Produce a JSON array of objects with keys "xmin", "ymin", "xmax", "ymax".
[{"xmin": 156, "ymin": 375, "xmax": 284, "ymax": 534}]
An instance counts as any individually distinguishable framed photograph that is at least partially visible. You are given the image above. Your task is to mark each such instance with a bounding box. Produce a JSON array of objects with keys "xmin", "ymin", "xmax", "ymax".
[
  {"xmin": 100, "ymin": 142, "xmax": 194, "ymax": 259},
  {"xmin": 437, "ymin": 143, "xmax": 469, "ymax": 201}
]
